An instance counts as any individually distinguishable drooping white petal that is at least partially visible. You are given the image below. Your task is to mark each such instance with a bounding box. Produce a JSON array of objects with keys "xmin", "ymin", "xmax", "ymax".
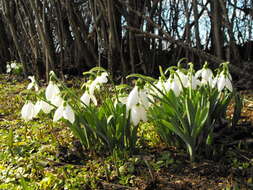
[
  {"xmin": 187, "ymin": 75, "xmax": 199, "ymax": 90},
  {"xmin": 139, "ymin": 89, "xmax": 150, "ymax": 108},
  {"xmin": 80, "ymin": 92, "xmax": 91, "ymax": 106},
  {"xmin": 202, "ymin": 69, "xmax": 213, "ymax": 81},
  {"xmin": 27, "ymin": 76, "xmax": 39, "ymax": 91},
  {"xmin": 53, "ymin": 105, "xmax": 64, "ymax": 122},
  {"xmin": 11, "ymin": 62, "xmax": 17, "ymax": 68},
  {"xmin": 171, "ymin": 80, "xmax": 181, "ymax": 96},
  {"xmin": 28, "ymin": 76, "xmax": 35, "ymax": 83},
  {"xmin": 153, "ymin": 80, "xmax": 165, "ymax": 96},
  {"xmin": 63, "ymin": 104, "xmax": 75, "ymax": 124},
  {"xmin": 130, "ymin": 105, "xmax": 141, "ymax": 126},
  {"xmin": 175, "ymin": 70, "xmax": 187, "ymax": 88},
  {"xmin": 21, "ymin": 102, "xmax": 35, "ymax": 121},
  {"xmin": 225, "ymin": 78, "xmax": 233, "ymax": 92},
  {"xmin": 89, "ymin": 81, "xmax": 98, "ymax": 95},
  {"xmin": 50, "ymin": 95, "xmax": 64, "ymax": 107},
  {"xmin": 126, "ymin": 86, "xmax": 139, "ymax": 109},
  {"xmin": 34, "ymin": 101, "xmax": 42, "ymax": 116},
  {"xmin": 40, "ymin": 101, "xmax": 54, "ymax": 114},
  {"xmin": 96, "ymin": 72, "xmax": 108, "ymax": 84},
  {"xmin": 34, "ymin": 84, "xmax": 39, "ymax": 91},
  {"xmin": 138, "ymin": 105, "xmax": 147, "ymax": 122},
  {"xmin": 46, "ymin": 82, "xmax": 60, "ymax": 101},
  {"xmin": 211, "ymin": 76, "xmax": 218, "ymax": 88},
  {"xmin": 6, "ymin": 64, "xmax": 11, "ymax": 73},
  {"xmin": 45, "ymin": 82, "xmax": 54, "ymax": 100},
  {"xmin": 217, "ymin": 75, "xmax": 226, "ymax": 92},
  {"xmin": 27, "ymin": 83, "xmax": 33, "ymax": 90},
  {"xmin": 195, "ymin": 69, "xmax": 202, "ymax": 79}
]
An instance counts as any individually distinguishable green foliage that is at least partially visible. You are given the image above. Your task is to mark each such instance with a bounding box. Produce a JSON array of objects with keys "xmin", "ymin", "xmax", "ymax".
[
  {"xmin": 76, "ymin": 98, "xmax": 137, "ymax": 153},
  {"xmin": 149, "ymin": 88, "xmax": 211, "ymax": 161}
]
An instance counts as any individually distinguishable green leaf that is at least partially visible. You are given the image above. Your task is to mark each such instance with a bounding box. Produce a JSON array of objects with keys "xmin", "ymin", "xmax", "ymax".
[{"xmin": 126, "ymin": 73, "xmax": 156, "ymax": 82}]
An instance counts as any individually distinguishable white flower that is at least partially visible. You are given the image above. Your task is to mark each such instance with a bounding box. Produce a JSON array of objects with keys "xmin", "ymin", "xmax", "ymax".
[
  {"xmin": 171, "ymin": 80, "xmax": 181, "ymax": 96},
  {"xmin": 34, "ymin": 101, "xmax": 42, "ymax": 116},
  {"xmin": 89, "ymin": 80, "xmax": 98, "ymax": 95},
  {"xmin": 45, "ymin": 81, "xmax": 64, "ymax": 107},
  {"xmin": 195, "ymin": 68, "xmax": 213, "ymax": 85},
  {"xmin": 165, "ymin": 77, "xmax": 181, "ymax": 96},
  {"xmin": 50, "ymin": 95, "xmax": 64, "ymax": 107},
  {"xmin": 96, "ymin": 72, "xmax": 108, "ymax": 84},
  {"xmin": 217, "ymin": 72, "xmax": 233, "ymax": 92},
  {"xmin": 80, "ymin": 92, "xmax": 91, "ymax": 106},
  {"xmin": 88, "ymin": 72, "xmax": 109, "ymax": 95},
  {"xmin": 126, "ymin": 86, "xmax": 139, "ymax": 109},
  {"xmin": 175, "ymin": 70, "xmax": 188, "ymax": 89},
  {"xmin": 211, "ymin": 76, "xmax": 218, "ymax": 88},
  {"xmin": 46, "ymin": 81, "xmax": 60, "ymax": 101},
  {"xmin": 139, "ymin": 89, "xmax": 150, "ymax": 108},
  {"xmin": 6, "ymin": 64, "xmax": 11, "ymax": 73},
  {"xmin": 130, "ymin": 105, "xmax": 147, "ymax": 126},
  {"xmin": 152, "ymin": 80, "xmax": 166, "ymax": 97},
  {"xmin": 21, "ymin": 101, "xmax": 35, "ymax": 121},
  {"xmin": 186, "ymin": 74, "xmax": 200, "ymax": 90},
  {"xmin": 38, "ymin": 100, "xmax": 54, "ymax": 114},
  {"xmin": 27, "ymin": 76, "xmax": 39, "ymax": 91},
  {"xmin": 53, "ymin": 103, "xmax": 75, "ymax": 124},
  {"xmin": 10, "ymin": 62, "xmax": 17, "ymax": 69}
]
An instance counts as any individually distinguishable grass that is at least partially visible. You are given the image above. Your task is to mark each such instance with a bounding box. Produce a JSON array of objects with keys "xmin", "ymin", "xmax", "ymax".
[{"xmin": 0, "ymin": 74, "xmax": 252, "ymax": 190}]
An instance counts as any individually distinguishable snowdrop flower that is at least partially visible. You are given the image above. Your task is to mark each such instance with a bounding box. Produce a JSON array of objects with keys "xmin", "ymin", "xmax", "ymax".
[
  {"xmin": 130, "ymin": 105, "xmax": 147, "ymax": 126},
  {"xmin": 10, "ymin": 62, "xmax": 17, "ymax": 69},
  {"xmin": 42, "ymin": 101, "xmax": 54, "ymax": 113},
  {"xmin": 34, "ymin": 100, "xmax": 54, "ymax": 114},
  {"xmin": 53, "ymin": 103, "xmax": 75, "ymax": 124},
  {"xmin": 211, "ymin": 76, "xmax": 218, "ymax": 88},
  {"xmin": 21, "ymin": 101, "xmax": 36, "ymax": 121},
  {"xmin": 6, "ymin": 64, "xmax": 11, "ymax": 73},
  {"xmin": 80, "ymin": 91, "xmax": 91, "ymax": 106},
  {"xmin": 45, "ymin": 81, "xmax": 64, "ymax": 107},
  {"xmin": 217, "ymin": 71, "xmax": 233, "ymax": 92},
  {"xmin": 126, "ymin": 86, "xmax": 139, "ymax": 109},
  {"xmin": 81, "ymin": 89, "xmax": 98, "ymax": 106},
  {"xmin": 27, "ymin": 76, "xmax": 39, "ymax": 91},
  {"xmin": 152, "ymin": 79, "xmax": 166, "ymax": 97},
  {"xmin": 165, "ymin": 76, "xmax": 181, "ymax": 96},
  {"xmin": 186, "ymin": 74, "xmax": 200, "ymax": 90},
  {"xmin": 174, "ymin": 70, "xmax": 188, "ymax": 89},
  {"xmin": 126, "ymin": 85, "xmax": 150, "ymax": 126},
  {"xmin": 34, "ymin": 101, "xmax": 42, "ymax": 116},
  {"xmin": 139, "ymin": 89, "xmax": 150, "ymax": 108},
  {"xmin": 96, "ymin": 72, "xmax": 109, "ymax": 84},
  {"xmin": 195, "ymin": 65, "xmax": 213, "ymax": 85},
  {"xmin": 88, "ymin": 72, "xmax": 109, "ymax": 95},
  {"xmin": 46, "ymin": 81, "xmax": 60, "ymax": 101},
  {"xmin": 50, "ymin": 95, "xmax": 64, "ymax": 107}
]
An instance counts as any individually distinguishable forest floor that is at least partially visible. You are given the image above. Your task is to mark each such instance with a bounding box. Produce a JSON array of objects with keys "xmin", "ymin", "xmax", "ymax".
[{"xmin": 0, "ymin": 74, "xmax": 253, "ymax": 190}]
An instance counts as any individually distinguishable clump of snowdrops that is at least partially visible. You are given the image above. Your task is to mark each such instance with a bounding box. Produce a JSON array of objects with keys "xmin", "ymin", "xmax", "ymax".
[
  {"xmin": 135, "ymin": 61, "xmax": 242, "ymax": 161},
  {"xmin": 21, "ymin": 68, "xmax": 148, "ymax": 154},
  {"xmin": 6, "ymin": 61, "xmax": 23, "ymax": 75},
  {"xmin": 21, "ymin": 62, "xmax": 242, "ymax": 161}
]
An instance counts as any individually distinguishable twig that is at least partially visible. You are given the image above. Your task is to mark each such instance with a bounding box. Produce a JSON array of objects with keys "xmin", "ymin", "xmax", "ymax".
[
  {"xmin": 101, "ymin": 182, "xmax": 137, "ymax": 190},
  {"xmin": 119, "ymin": 0, "xmax": 251, "ymax": 79}
]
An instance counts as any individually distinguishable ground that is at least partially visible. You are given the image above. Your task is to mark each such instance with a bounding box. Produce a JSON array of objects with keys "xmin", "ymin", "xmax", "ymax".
[{"xmin": 0, "ymin": 74, "xmax": 253, "ymax": 190}]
